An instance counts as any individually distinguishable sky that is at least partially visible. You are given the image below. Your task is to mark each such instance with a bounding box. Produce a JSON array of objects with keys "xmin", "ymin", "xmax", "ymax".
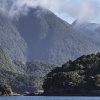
[
  {"xmin": 0, "ymin": 0, "xmax": 100, "ymax": 24},
  {"xmin": 50, "ymin": 0, "xmax": 100, "ymax": 24}
]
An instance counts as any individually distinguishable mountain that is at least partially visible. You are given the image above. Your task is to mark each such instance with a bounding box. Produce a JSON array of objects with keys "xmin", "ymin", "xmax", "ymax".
[
  {"xmin": 1, "ymin": 7, "xmax": 100, "ymax": 94},
  {"xmin": 43, "ymin": 53, "xmax": 100, "ymax": 96},
  {"xmin": 0, "ymin": 7, "xmax": 100, "ymax": 64},
  {"xmin": 0, "ymin": 46, "xmax": 58, "ymax": 93},
  {"xmin": 72, "ymin": 20, "xmax": 100, "ymax": 43},
  {"xmin": 25, "ymin": 61, "xmax": 58, "ymax": 91},
  {"xmin": 14, "ymin": 8, "xmax": 100, "ymax": 64}
]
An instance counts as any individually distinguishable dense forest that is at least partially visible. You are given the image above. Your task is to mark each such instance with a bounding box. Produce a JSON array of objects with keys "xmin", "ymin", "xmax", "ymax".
[
  {"xmin": 0, "ymin": 2, "xmax": 100, "ymax": 96},
  {"xmin": 0, "ymin": 46, "xmax": 58, "ymax": 93},
  {"xmin": 43, "ymin": 53, "xmax": 100, "ymax": 95},
  {"xmin": 1, "ymin": 45, "xmax": 100, "ymax": 95}
]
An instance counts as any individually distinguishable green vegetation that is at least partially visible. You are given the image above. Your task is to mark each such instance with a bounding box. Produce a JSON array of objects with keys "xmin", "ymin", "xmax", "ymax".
[
  {"xmin": 0, "ymin": 46, "xmax": 18, "ymax": 72},
  {"xmin": 0, "ymin": 46, "xmax": 58, "ymax": 93},
  {"xmin": 2, "ymin": 43, "xmax": 100, "ymax": 95},
  {"xmin": 43, "ymin": 53, "xmax": 100, "ymax": 95},
  {"xmin": 0, "ymin": 84, "xmax": 12, "ymax": 96}
]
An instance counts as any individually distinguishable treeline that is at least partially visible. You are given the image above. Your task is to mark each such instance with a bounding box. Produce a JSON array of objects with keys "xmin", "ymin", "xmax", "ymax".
[{"xmin": 43, "ymin": 53, "xmax": 100, "ymax": 95}]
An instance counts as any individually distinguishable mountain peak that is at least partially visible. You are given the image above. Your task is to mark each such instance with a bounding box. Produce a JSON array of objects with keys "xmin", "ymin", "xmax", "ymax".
[{"xmin": 0, "ymin": 8, "xmax": 100, "ymax": 64}]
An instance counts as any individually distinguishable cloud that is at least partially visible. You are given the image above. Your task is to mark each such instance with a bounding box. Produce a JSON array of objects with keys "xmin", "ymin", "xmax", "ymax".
[
  {"xmin": 50, "ymin": 0, "xmax": 100, "ymax": 23},
  {"xmin": 59, "ymin": 0, "xmax": 100, "ymax": 23},
  {"xmin": 0, "ymin": 0, "xmax": 100, "ymax": 23}
]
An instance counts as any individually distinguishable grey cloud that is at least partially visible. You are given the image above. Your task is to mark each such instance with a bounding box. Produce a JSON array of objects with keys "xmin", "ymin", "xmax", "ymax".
[{"xmin": 0, "ymin": 0, "xmax": 100, "ymax": 23}]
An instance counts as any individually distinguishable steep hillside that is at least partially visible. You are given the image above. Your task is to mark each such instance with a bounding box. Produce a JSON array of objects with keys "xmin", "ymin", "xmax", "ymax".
[
  {"xmin": 14, "ymin": 8, "xmax": 100, "ymax": 64},
  {"xmin": 0, "ymin": 46, "xmax": 18, "ymax": 72},
  {"xmin": 0, "ymin": 46, "xmax": 26, "ymax": 91},
  {"xmin": 0, "ymin": 15, "xmax": 27, "ymax": 63},
  {"xmin": 0, "ymin": 46, "xmax": 58, "ymax": 93},
  {"xmin": 0, "ymin": 7, "xmax": 100, "ymax": 64},
  {"xmin": 26, "ymin": 61, "xmax": 58, "ymax": 90},
  {"xmin": 12, "ymin": 61, "xmax": 58, "ymax": 93}
]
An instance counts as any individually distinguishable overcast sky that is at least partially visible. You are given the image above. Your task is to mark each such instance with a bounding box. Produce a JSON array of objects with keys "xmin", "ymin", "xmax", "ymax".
[
  {"xmin": 0, "ymin": 0, "xmax": 100, "ymax": 24},
  {"xmin": 50, "ymin": 0, "xmax": 100, "ymax": 24}
]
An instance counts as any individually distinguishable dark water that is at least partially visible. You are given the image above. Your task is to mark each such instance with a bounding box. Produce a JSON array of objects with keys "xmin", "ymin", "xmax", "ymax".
[{"xmin": 0, "ymin": 96, "xmax": 100, "ymax": 100}]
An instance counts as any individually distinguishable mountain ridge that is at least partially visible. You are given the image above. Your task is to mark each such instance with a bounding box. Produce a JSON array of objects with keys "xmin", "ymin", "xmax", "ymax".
[
  {"xmin": 13, "ymin": 8, "xmax": 100, "ymax": 64},
  {"xmin": 0, "ymin": 8, "xmax": 100, "ymax": 64},
  {"xmin": 72, "ymin": 19, "xmax": 100, "ymax": 43}
]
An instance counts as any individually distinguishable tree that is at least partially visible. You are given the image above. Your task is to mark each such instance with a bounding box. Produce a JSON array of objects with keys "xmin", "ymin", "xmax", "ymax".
[{"xmin": 0, "ymin": 84, "xmax": 12, "ymax": 95}]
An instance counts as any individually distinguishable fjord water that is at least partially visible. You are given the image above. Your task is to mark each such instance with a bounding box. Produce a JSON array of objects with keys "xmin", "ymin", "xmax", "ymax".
[{"xmin": 0, "ymin": 96, "xmax": 100, "ymax": 100}]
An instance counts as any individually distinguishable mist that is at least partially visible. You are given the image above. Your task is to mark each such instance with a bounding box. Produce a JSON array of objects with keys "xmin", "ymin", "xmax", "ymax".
[{"xmin": 0, "ymin": 0, "xmax": 100, "ymax": 23}]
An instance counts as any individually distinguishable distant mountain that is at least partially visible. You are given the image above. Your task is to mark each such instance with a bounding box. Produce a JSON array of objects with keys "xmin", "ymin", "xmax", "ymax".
[
  {"xmin": 14, "ymin": 8, "xmax": 100, "ymax": 64},
  {"xmin": 0, "ymin": 8, "xmax": 100, "ymax": 64},
  {"xmin": 72, "ymin": 20, "xmax": 100, "ymax": 43}
]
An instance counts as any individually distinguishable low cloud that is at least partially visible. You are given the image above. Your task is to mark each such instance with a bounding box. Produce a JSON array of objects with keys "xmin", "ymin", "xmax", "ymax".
[{"xmin": 0, "ymin": 0, "xmax": 100, "ymax": 23}]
